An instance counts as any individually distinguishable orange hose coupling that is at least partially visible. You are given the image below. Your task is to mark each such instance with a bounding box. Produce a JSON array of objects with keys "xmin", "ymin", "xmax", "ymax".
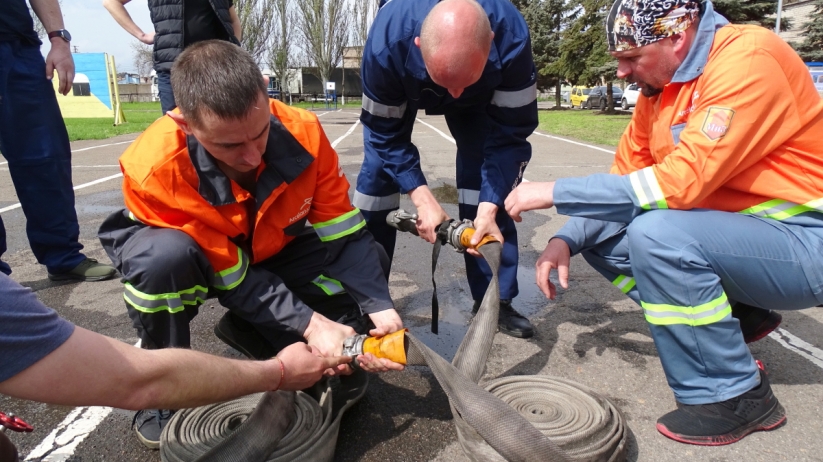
[{"xmin": 341, "ymin": 329, "xmax": 408, "ymax": 366}]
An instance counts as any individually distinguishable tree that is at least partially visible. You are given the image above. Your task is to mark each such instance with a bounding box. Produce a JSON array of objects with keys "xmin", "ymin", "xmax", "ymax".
[
  {"xmin": 517, "ymin": 0, "xmax": 575, "ymax": 108},
  {"xmin": 713, "ymin": 0, "xmax": 791, "ymax": 31},
  {"xmin": 297, "ymin": 0, "xmax": 350, "ymax": 90},
  {"xmin": 793, "ymin": 0, "xmax": 823, "ymax": 62},
  {"xmin": 235, "ymin": 0, "xmax": 277, "ymax": 64},
  {"xmin": 131, "ymin": 41, "xmax": 153, "ymax": 80},
  {"xmin": 350, "ymin": 0, "xmax": 380, "ymax": 77},
  {"xmin": 267, "ymin": 0, "xmax": 297, "ymax": 101}
]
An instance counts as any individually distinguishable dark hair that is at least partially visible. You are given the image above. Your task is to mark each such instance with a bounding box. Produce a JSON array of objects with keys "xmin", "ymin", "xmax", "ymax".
[{"xmin": 171, "ymin": 40, "xmax": 267, "ymax": 127}]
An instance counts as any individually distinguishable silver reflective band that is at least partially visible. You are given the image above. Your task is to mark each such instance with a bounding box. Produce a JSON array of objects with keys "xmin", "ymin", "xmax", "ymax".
[
  {"xmin": 352, "ymin": 190, "xmax": 400, "ymax": 211},
  {"xmin": 458, "ymin": 188, "xmax": 480, "ymax": 206},
  {"xmin": 629, "ymin": 167, "xmax": 667, "ymax": 211},
  {"xmin": 362, "ymin": 94, "xmax": 407, "ymax": 119},
  {"xmin": 490, "ymin": 83, "xmax": 537, "ymax": 108}
]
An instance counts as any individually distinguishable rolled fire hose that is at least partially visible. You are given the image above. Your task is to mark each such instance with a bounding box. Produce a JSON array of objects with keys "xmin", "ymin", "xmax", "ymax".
[{"xmin": 160, "ymin": 212, "xmax": 629, "ymax": 461}]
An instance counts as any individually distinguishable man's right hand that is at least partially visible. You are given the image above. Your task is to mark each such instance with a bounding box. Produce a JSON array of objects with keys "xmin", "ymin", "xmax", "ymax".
[
  {"xmin": 139, "ymin": 31, "xmax": 155, "ymax": 44},
  {"xmin": 408, "ymin": 185, "xmax": 449, "ymax": 243},
  {"xmin": 303, "ymin": 312, "xmax": 357, "ymax": 375},
  {"xmin": 536, "ymin": 238, "xmax": 571, "ymax": 299},
  {"xmin": 274, "ymin": 343, "xmax": 351, "ymax": 390}
]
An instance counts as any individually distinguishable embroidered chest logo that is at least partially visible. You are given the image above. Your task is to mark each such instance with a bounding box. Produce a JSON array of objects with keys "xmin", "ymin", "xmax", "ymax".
[
  {"xmin": 701, "ymin": 107, "xmax": 735, "ymax": 141},
  {"xmin": 289, "ymin": 197, "xmax": 313, "ymax": 223}
]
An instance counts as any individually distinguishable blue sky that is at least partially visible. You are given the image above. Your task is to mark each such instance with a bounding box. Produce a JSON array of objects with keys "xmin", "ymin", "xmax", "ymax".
[{"xmin": 42, "ymin": 0, "xmax": 154, "ymax": 73}]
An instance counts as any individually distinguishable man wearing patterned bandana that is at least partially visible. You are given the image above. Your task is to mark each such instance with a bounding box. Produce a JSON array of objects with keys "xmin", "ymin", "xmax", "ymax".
[{"xmin": 505, "ymin": 0, "xmax": 823, "ymax": 446}]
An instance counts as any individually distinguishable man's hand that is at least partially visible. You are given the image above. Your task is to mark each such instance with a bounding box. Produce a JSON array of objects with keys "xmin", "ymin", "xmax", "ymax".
[
  {"xmin": 274, "ymin": 343, "xmax": 351, "ymax": 390},
  {"xmin": 139, "ymin": 31, "xmax": 155, "ymax": 44},
  {"xmin": 467, "ymin": 202, "xmax": 504, "ymax": 257},
  {"xmin": 536, "ymin": 238, "xmax": 570, "ymax": 299},
  {"xmin": 408, "ymin": 185, "xmax": 449, "ymax": 243},
  {"xmin": 46, "ymin": 39, "xmax": 74, "ymax": 95},
  {"xmin": 303, "ymin": 312, "xmax": 356, "ymax": 376},
  {"xmin": 368, "ymin": 309, "xmax": 403, "ymax": 337},
  {"xmin": 356, "ymin": 353, "xmax": 405, "ymax": 373},
  {"xmin": 504, "ymin": 182, "xmax": 556, "ymax": 222}
]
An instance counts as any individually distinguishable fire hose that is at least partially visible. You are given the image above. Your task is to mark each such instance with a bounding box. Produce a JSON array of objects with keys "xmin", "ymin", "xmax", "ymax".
[{"xmin": 160, "ymin": 211, "xmax": 629, "ymax": 461}]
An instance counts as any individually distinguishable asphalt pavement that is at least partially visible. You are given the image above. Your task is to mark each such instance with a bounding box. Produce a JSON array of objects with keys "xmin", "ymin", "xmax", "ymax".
[{"xmin": 1, "ymin": 109, "xmax": 821, "ymax": 462}]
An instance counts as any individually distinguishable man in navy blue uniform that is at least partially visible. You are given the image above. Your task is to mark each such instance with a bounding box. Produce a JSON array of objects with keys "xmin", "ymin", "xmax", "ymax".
[
  {"xmin": 0, "ymin": 0, "xmax": 116, "ymax": 281},
  {"xmin": 355, "ymin": 0, "xmax": 538, "ymax": 337}
]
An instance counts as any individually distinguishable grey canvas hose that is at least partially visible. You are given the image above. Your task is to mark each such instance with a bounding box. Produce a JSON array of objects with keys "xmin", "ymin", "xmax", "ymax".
[{"xmin": 160, "ymin": 242, "xmax": 628, "ymax": 461}]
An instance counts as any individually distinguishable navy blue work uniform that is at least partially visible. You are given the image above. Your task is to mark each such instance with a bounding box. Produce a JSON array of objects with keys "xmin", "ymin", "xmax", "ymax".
[
  {"xmin": 354, "ymin": 0, "xmax": 538, "ymax": 302},
  {"xmin": 0, "ymin": 2, "xmax": 85, "ymax": 275}
]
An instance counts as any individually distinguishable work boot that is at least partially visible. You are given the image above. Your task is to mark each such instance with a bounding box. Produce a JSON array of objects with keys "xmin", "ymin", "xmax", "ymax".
[
  {"xmin": 732, "ymin": 303, "xmax": 782, "ymax": 344},
  {"xmin": 214, "ymin": 311, "xmax": 278, "ymax": 360},
  {"xmin": 47, "ymin": 257, "xmax": 116, "ymax": 282},
  {"xmin": 656, "ymin": 369, "xmax": 786, "ymax": 446},
  {"xmin": 132, "ymin": 409, "xmax": 175, "ymax": 449},
  {"xmin": 473, "ymin": 299, "xmax": 534, "ymax": 339}
]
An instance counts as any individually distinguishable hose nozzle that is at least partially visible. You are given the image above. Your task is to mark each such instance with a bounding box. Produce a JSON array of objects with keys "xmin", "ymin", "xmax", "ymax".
[{"xmin": 341, "ymin": 329, "xmax": 408, "ymax": 367}]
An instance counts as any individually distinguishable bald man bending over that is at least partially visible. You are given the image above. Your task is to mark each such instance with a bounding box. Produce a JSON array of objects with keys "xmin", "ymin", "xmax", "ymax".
[{"xmin": 355, "ymin": 0, "xmax": 538, "ymax": 338}]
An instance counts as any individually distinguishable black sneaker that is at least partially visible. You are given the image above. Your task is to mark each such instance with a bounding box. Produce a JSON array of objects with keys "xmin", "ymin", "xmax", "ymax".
[
  {"xmin": 132, "ymin": 409, "xmax": 175, "ymax": 449},
  {"xmin": 214, "ymin": 311, "xmax": 277, "ymax": 360},
  {"xmin": 656, "ymin": 369, "xmax": 786, "ymax": 446},
  {"xmin": 472, "ymin": 299, "xmax": 534, "ymax": 339},
  {"xmin": 732, "ymin": 303, "xmax": 782, "ymax": 344}
]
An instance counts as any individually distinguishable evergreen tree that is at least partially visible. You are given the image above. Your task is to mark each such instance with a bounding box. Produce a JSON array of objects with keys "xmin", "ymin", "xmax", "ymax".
[
  {"xmin": 713, "ymin": 0, "xmax": 791, "ymax": 31},
  {"xmin": 516, "ymin": 0, "xmax": 572, "ymax": 107},
  {"xmin": 794, "ymin": 0, "xmax": 823, "ymax": 62}
]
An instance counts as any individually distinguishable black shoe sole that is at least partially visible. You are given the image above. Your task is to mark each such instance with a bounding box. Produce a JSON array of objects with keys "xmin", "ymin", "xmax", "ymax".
[
  {"xmin": 657, "ymin": 402, "xmax": 787, "ymax": 446},
  {"xmin": 498, "ymin": 324, "xmax": 534, "ymax": 339},
  {"xmin": 47, "ymin": 271, "xmax": 117, "ymax": 282}
]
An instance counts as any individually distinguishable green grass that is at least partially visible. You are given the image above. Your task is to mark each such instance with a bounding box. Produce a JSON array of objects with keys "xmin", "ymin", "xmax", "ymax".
[
  {"xmin": 537, "ymin": 109, "xmax": 632, "ymax": 147},
  {"xmin": 65, "ymin": 102, "xmax": 164, "ymax": 141}
]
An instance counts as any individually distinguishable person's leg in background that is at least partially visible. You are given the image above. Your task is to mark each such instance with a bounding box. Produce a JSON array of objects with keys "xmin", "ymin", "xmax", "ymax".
[
  {"xmin": 444, "ymin": 107, "xmax": 533, "ymax": 338},
  {"xmin": 155, "ymin": 70, "xmax": 176, "ymax": 114},
  {"xmin": 0, "ymin": 41, "xmax": 114, "ymax": 281}
]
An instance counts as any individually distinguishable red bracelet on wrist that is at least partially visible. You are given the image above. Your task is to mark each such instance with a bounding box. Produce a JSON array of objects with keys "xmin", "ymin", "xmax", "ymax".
[{"xmin": 273, "ymin": 357, "xmax": 285, "ymax": 391}]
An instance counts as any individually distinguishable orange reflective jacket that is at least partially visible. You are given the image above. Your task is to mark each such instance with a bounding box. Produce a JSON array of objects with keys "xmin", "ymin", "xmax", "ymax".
[{"xmin": 119, "ymin": 99, "xmax": 363, "ymax": 289}]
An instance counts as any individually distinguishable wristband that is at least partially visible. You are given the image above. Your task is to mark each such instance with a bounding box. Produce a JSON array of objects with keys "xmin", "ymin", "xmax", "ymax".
[{"xmin": 273, "ymin": 357, "xmax": 285, "ymax": 391}]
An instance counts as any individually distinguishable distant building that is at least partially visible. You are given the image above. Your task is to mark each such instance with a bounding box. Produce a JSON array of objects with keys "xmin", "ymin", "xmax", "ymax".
[{"xmin": 779, "ymin": 0, "xmax": 817, "ymax": 43}]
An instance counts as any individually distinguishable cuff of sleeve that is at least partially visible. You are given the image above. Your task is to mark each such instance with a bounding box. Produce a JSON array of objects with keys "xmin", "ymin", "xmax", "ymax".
[
  {"xmin": 396, "ymin": 170, "xmax": 428, "ymax": 194},
  {"xmin": 359, "ymin": 299, "xmax": 395, "ymax": 315},
  {"xmin": 552, "ymin": 235, "xmax": 581, "ymax": 256},
  {"xmin": 294, "ymin": 307, "xmax": 314, "ymax": 336}
]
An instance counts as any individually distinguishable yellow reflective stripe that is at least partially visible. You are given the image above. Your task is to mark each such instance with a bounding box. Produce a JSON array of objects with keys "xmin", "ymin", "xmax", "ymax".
[
  {"xmin": 612, "ymin": 275, "xmax": 636, "ymax": 294},
  {"xmin": 123, "ymin": 282, "xmax": 207, "ymax": 314},
  {"xmin": 739, "ymin": 197, "xmax": 823, "ymax": 221},
  {"xmin": 127, "ymin": 210, "xmax": 143, "ymax": 223},
  {"xmin": 312, "ymin": 275, "xmax": 346, "ymax": 296},
  {"xmin": 629, "ymin": 167, "xmax": 668, "ymax": 211},
  {"xmin": 641, "ymin": 293, "xmax": 731, "ymax": 326},
  {"xmin": 313, "ymin": 209, "xmax": 367, "ymax": 242},
  {"xmin": 213, "ymin": 247, "xmax": 249, "ymax": 290}
]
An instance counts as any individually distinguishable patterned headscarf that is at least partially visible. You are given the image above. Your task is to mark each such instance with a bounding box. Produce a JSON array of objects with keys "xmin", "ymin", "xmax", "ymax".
[{"xmin": 606, "ymin": 0, "xmax": 701, "ymax": 51}]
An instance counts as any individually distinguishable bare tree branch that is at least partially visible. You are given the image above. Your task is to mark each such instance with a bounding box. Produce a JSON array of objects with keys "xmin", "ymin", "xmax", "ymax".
[
  {"xmin": 130, "ymin": 41, "xmax": 153, "ymax": 79},
  {"xmin": 267, "ymin": 0, "xmax": 297, "ymax": 100},
  {"xmin": 297, "ymin": 0, "xmax": 350, "ymax": 86},
  {"xmin": 236, "ymin": 0, "xmax": 277, "ymax": 64}
]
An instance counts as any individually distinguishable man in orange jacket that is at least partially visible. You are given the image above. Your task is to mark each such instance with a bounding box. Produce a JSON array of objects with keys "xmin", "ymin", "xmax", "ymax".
[
  {"xmin": 98, "ymin": 40, "xmax": 404, "ymax": 449},
  {"xmin": 505, "ymin": 0, "xmax": 823, "ymax": 447}
]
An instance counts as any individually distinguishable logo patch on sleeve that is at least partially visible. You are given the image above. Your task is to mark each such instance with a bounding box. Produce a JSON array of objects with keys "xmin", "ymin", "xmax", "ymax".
[{"xmin": 701, "ymin": 107, "xmax": 735, "ymax": 141}]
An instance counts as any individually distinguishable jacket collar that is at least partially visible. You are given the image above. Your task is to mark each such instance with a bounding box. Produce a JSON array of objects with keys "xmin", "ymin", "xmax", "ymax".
[
  {"xmin": 671, "ymin": 0, "xmax": 729, "ymax": 83},
  {"xmin": 187, "ymin": 115, "xmax": 315, "ymax": 207}
]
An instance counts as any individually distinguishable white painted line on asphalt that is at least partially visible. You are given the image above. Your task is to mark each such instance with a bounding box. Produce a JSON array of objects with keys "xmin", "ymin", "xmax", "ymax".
[
  {"xmin": 769, "ymin": 327, "xmax": 823, "ymax": 370},
  {"xmin": 331, "ymin": 120, "xmax": 360, "ymax": 149},
  {"xmin": 0, "ymin": 173, "xmax": 123, "ymax": 214},
  {"xmin": 416, "ymin": 118, "xmax": 455, "ymax": 144},
  {"xmin": 25, "ymin": 407, "xmax": 113, "ymax": 461},
  {"xmin": 71, "ymin": 140, "xmax": 135, "ymax": 153},
  {"xmin": 531, "ymin": 131, "xmax": 614, "ymax": 154}
]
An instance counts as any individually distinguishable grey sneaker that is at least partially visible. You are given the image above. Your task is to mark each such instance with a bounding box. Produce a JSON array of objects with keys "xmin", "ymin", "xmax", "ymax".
[
  {"xmin": 48, "ymin": 257, "xmax": 116, "ymax": 282},
  {"xmin": 132, "ymin": 409, "xmax": 175, "ymax": 449}
]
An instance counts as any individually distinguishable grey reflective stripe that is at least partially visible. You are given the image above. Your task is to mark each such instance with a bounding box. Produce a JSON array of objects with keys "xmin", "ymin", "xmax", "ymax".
[
  {"xmin": 458, "ymin": 188, "xmax": 480, "ymax": 206},
  {"xmin": 352, "ymin": 190, "xmax": 400, "ymax": 211},
  {"xmin": 490, "ymin": 83, "xmax": 537, "ymax": 108},
  {"xmin": 628, "ymin": 167, "xmax": 667, "ymax": 211},
  {"xmin": 643, "ymin": 300, "xmax": 731, "ymax": 324},
  {"xmin": 213, "ymin": 248, "xmax": 249, "ymax": 290},
  {"xmin": 362, "ymin": 94, "xmax": 407, "ymax": 119},
  {"xmin": 123, "ymin": 282, "xmax": 208, "ymax": 314},
  {"xmin": 746, "ymin": 201, "xmax": 797, "ymax": 219},
  {"xmin": 312, "ymin": 275, "xmax": 346, "ymax": 296},
  {"xmin": 313, "ymin": 209, "xmax": 366, "ymax": 242}
]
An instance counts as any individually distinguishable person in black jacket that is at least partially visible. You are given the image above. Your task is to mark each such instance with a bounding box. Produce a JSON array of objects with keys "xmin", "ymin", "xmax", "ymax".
[{"xmin": 102, "ymin": 0, "xmax": 242, "ymax": 113}]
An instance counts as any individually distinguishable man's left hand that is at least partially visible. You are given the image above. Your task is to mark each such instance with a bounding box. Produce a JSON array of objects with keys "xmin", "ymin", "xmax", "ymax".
[
  {"xmin": 46, "ymin": 39, "xmax": 75, "ymax": 96},
  {"xmin": 505, "ymin": 181, "xmax": 556, "ymax": 222},
  {"xmin": 368, "ymin": 309, "xmax": 403, "ymax": 337},
  {"xmin": 467, "ymin": 202, "xmax": 504, "ymax": 257}
]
